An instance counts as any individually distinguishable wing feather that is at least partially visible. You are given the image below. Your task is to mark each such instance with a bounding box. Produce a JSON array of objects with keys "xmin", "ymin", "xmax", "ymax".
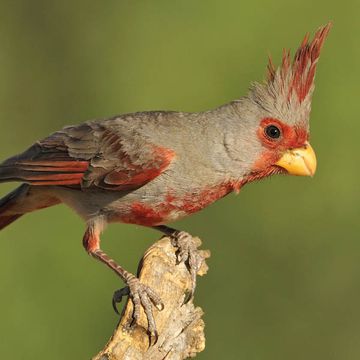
[{"xmin": 0, "ymin": 121, "xmax": 175, "ymax": 190}]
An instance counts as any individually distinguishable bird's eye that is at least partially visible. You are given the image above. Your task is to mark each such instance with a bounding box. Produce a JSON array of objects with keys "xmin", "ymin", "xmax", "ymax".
[{"xmin": 265, "ymin": 125, "xmax": 281, "ymax": 139}]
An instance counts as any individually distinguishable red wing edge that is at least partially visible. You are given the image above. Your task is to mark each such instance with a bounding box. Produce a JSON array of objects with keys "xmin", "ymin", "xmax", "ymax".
[{"xmin": 0, "ymin": 160, "xmax": 89, "ymax": 186}]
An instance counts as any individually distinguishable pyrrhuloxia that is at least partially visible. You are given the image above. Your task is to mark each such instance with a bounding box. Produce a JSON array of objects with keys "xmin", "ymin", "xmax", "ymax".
[{"xmin": 0, "ymin": 24, "xmax": 331, "ymax": 336}]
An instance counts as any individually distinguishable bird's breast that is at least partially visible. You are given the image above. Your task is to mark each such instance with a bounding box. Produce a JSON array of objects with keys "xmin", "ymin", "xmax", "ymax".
[{"xmin": 119, "ymin": 181, "xmax": 241, "ymax": 226}]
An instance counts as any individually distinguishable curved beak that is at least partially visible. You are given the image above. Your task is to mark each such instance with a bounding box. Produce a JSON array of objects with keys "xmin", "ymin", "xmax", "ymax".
[{"xmin": 275, "ymin": 142, "xmax": 317, "ymax": 176}]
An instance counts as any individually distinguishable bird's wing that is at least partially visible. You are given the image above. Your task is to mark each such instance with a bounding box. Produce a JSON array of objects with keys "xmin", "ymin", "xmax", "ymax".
[{"xmin": 0, "ymin": 122, "xmax": 175, "ymax": 190}]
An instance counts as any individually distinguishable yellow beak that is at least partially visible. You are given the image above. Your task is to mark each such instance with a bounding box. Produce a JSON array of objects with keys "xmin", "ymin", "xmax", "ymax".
[{"xmin": 275, "ymin": 142, "xmax": 317, "ymax": 176}]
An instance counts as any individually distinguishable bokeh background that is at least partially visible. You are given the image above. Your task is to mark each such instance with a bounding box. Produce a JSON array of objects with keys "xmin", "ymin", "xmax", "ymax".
[{"xmin": 0, "ymin": 1, "xmax": 359, "ymax": 359}]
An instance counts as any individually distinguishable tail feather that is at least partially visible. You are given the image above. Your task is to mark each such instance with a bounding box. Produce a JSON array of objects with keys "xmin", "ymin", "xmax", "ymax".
[
  {"xmin": 0, "ymin": 184, "xmax": 29, "ymax": 231},
  {"xmin": 0, "ymin": 184, "xmax": 60, "ymax": 231},
  {"xmin": 0, "ymin": 214, "xmax": 23, "ymax": 230}
]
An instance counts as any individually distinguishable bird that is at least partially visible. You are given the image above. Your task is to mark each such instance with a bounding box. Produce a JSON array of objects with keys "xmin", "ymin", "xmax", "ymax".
[{"xmin": 0, "ymin": 23, "xmax": 331, "ymax": 336}]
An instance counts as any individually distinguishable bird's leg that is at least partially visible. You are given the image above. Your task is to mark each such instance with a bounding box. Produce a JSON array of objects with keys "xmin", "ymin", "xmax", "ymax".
[
  {"xmin": 83, "ymin": 222, "xmax": 163, "ymax": 338},
  {"xmin": 153, "ymin": 225, "xmax": 204, "ymax": 297}
]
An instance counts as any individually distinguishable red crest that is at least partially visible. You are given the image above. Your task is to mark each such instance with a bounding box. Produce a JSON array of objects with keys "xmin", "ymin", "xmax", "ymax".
[{"xmin": 267, "ymin": 23, "xmax": 331, "ymax": 102}]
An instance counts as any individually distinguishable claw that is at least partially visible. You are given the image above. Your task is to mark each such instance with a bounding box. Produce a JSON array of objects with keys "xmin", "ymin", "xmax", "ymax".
[
  {"xmin": 183, "ymin": 289, "xmax": 193, "ymax": 305},
  {"xmin": 149, "ymin": 332, "xmax": 158, "ymax": 346},
  {"xmin": 112, "ymin": 286, "xmax": 130, "ymax": 314},
  {"xmin": 152, "ymin": 330, "xmax": 159, "ymax": 345},
  {"xmin": 113, "ymin": 277, "xmax": 164, "ymax": 338},
  {"xmin": 155, "ymin": 302, "xmax": 164, "ymax": 311},
  {"xmin": 170, "ymin": 231, "xmax": 205, "ymax": 297},
  {"xmin": 112, "ymin": 298, "xmax": 120, "ymax": 315}
]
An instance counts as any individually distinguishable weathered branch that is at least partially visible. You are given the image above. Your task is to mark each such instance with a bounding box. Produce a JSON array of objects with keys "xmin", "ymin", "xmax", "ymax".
[{"xmin": 93, "ymin": 236, "xmax": 210, "ymax": 360}]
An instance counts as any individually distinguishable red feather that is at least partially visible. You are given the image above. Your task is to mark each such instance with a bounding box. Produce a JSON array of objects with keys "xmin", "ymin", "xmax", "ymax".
[
  {"xmin": 267, "ymin": 23, "xmax": 331, "ymax": 102},
  {"xmin": 103, "ymin": 147, "xmax": 175, "ymax": 189},
  {"xmin": 0, "ymin": 160, "xmax": 89, "ymax": 185}
]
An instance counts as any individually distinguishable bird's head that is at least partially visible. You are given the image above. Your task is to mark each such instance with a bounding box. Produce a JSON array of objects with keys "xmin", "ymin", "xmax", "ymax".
[{"xmin": 230, "ymin": 23, "xmax": 331, "ymax": 184}]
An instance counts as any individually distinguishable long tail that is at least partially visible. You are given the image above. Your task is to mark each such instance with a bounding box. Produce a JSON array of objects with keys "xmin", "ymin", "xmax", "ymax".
[{"xmin": 0, "ymin": 184, "xmax": 60, "ymax": 231}]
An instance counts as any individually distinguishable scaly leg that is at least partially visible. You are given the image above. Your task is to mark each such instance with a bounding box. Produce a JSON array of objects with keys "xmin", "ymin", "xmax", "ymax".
[
  {"xmin": 83, "ymin": 222, "xmax": 163, "ymax": 337},
  {"xmin": 153, "ymin": 225, "xmax": 204, "ymax": 297}
]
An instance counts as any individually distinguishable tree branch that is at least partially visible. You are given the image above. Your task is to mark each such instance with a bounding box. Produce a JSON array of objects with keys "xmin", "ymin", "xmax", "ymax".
[{"xmin": 93, "ymin": 236, "xmax": 210, "ymax": 360}]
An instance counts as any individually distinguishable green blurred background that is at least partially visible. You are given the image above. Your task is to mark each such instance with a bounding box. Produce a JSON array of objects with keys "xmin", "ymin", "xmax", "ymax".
[{"xmin": 0, "ymin": 1, "xmax": 359, "ymax": 359}]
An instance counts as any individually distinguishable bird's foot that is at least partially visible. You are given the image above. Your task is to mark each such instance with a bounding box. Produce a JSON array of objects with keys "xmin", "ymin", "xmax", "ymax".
[
  {"xmin": 112, "ymin": 275, "xmax": 164, "ymax": 340},
  {"xmin": 171, "ymin": 231, "xmax": 204, "ymax": 298}
]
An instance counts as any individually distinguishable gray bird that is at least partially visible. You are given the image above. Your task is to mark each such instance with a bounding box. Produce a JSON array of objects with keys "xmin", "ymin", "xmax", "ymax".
[{"xmin": 0, "ymin": 23, "xmax": 330, "ymax": 336}]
